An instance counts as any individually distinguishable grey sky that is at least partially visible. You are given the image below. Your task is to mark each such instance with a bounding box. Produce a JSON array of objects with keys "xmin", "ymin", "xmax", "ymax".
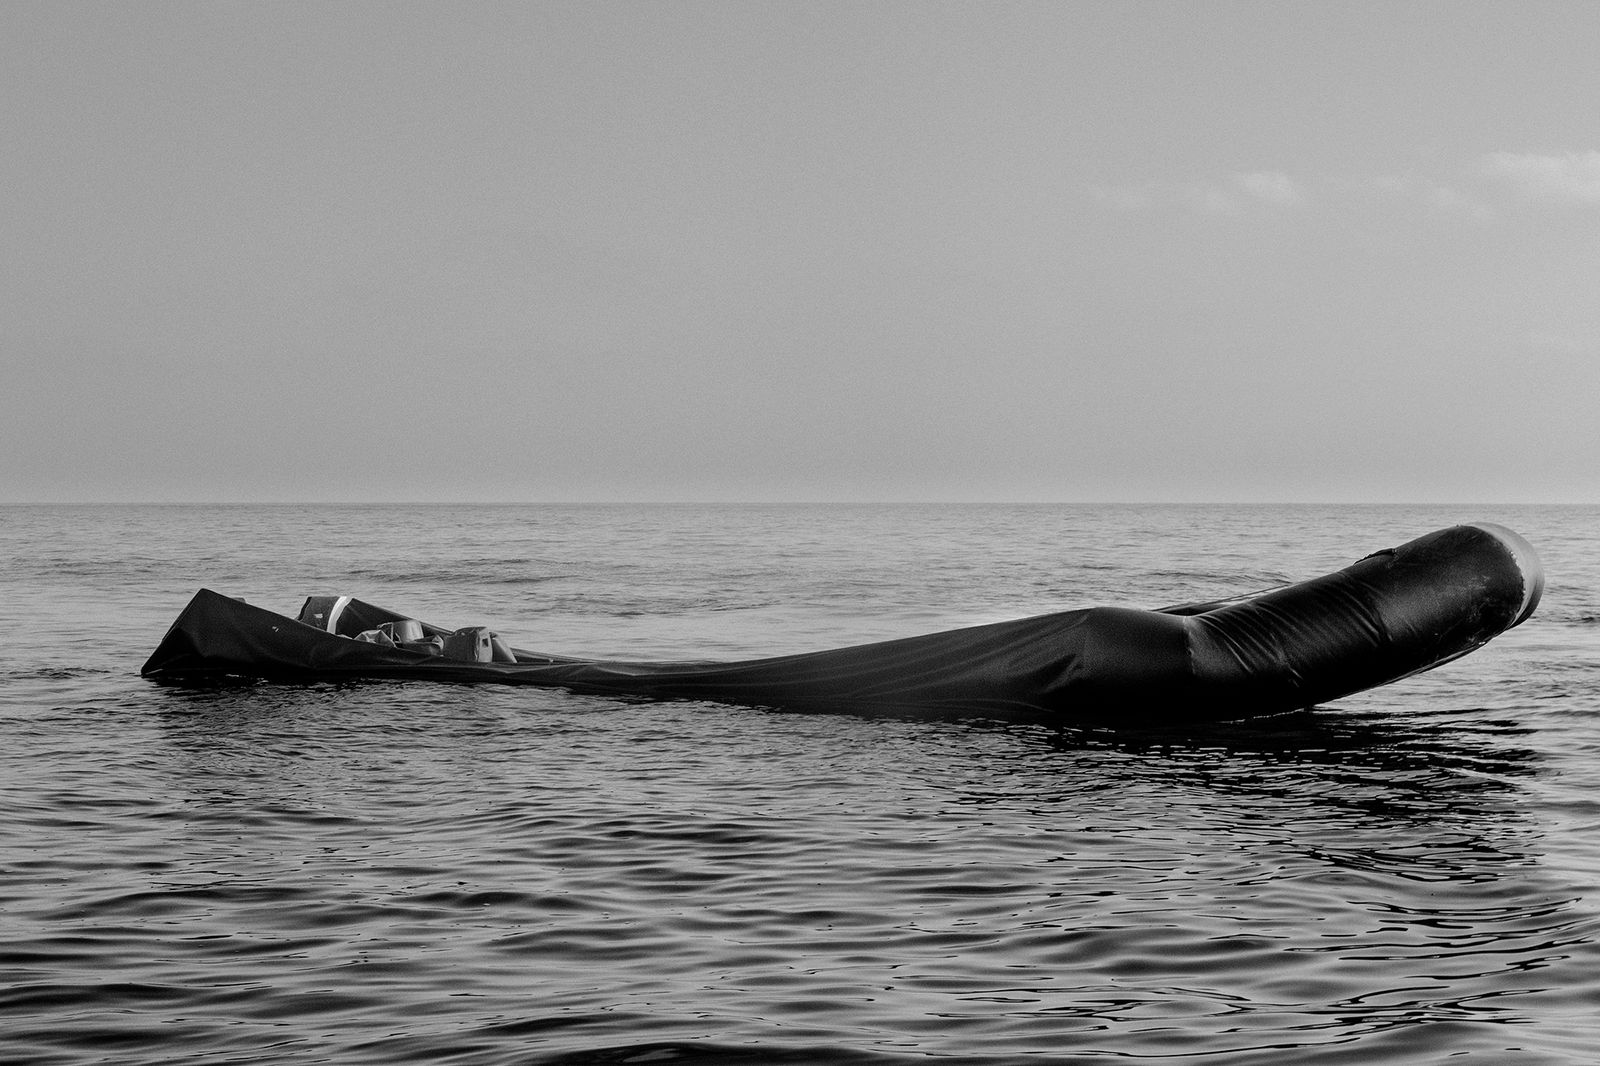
[{"xmin": 5, "ymin": 1, "xmax": 1597, "ymax": 503}]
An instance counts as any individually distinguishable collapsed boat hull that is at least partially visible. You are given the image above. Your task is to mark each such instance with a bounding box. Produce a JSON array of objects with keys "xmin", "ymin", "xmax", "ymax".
[{"xmin": 140, "ymin": 523, "xmax": 1543, "ymax": 723}]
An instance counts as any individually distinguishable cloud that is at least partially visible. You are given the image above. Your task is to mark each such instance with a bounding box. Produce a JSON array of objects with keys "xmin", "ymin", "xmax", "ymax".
[
  {"xmin": 1092, "ymin": 171, "xmax": 1304, "ymax": 215},
  {"xmin": 1097, "ymin": 153, "xmax": 1600, "ymax": 222},
  {"xmin": 1232, "ymin": 170, "xmax": 1302, "ymax": 206},
  {"xmin": 1479, "ymin": 150, "xmax": 1600, "ymax": 204},
  {"xmin": 1369, "ymin": 174, "xmax": 1495, "ymax": 221},
  {"xmin": 1177, "ymin": 182, "xmax": 1243, "ymax": 215}
]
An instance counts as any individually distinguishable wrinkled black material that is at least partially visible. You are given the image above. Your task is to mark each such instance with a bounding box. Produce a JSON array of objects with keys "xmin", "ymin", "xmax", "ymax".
[{"xmin": 140, "ymin": 524, "xmax": 1542, "ymax": 722}]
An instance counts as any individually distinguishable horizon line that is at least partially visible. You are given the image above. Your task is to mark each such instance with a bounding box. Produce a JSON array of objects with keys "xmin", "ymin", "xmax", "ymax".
[{"xmin": 3, "ymin": 499, "xmax": 1593, "ymax": 508}]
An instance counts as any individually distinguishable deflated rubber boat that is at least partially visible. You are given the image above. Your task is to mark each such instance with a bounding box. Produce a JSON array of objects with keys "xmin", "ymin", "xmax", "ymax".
[{"xmin": 141, "ymin": 523, "xmax": 1543, "ymax": 723}]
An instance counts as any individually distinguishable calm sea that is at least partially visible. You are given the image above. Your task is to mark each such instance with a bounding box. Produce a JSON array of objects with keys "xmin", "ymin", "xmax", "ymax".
[{"xmin": 4, "ymin": 503, "xmax": 1599, "ymax": 1065}]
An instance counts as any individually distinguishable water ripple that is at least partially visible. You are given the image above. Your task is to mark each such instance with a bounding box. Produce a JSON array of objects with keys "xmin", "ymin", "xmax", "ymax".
[{"xmin": 6, "ymin": 503, "xmax": 1600, "ymax": 1064}]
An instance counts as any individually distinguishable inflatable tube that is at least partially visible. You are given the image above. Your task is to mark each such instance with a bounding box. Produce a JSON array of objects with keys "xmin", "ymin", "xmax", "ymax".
[
  {"xmin": 1066, "ymin": 522, "xmax": 1542, "ymax": 718},
  {"xmin": 140, "ymin": 523, "xmax": 1542, "ymax": 723}
]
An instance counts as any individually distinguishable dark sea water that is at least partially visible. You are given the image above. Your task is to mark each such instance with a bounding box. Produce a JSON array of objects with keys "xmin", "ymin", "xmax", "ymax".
[{"xmin": 3, "ymin": 503, "xmax": 1599, "ymax": 1065}]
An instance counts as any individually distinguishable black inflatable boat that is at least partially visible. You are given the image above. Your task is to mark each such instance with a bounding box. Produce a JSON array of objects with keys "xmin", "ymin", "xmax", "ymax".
[{"xmin": 141, "ymin": 523, "xmax": 1543, "ymax": 722}]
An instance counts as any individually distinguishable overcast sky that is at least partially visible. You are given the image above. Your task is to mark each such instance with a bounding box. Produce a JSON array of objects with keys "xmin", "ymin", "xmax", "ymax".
[{"xmin": 4, "ymin": 1, "xmax": 1598, "ymax": 503}]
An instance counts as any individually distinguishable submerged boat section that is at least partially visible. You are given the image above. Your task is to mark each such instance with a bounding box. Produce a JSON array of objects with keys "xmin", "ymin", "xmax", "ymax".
[{"xmin": 141, "ymin": 523, "xmax": 1543, "ymax": 723}]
